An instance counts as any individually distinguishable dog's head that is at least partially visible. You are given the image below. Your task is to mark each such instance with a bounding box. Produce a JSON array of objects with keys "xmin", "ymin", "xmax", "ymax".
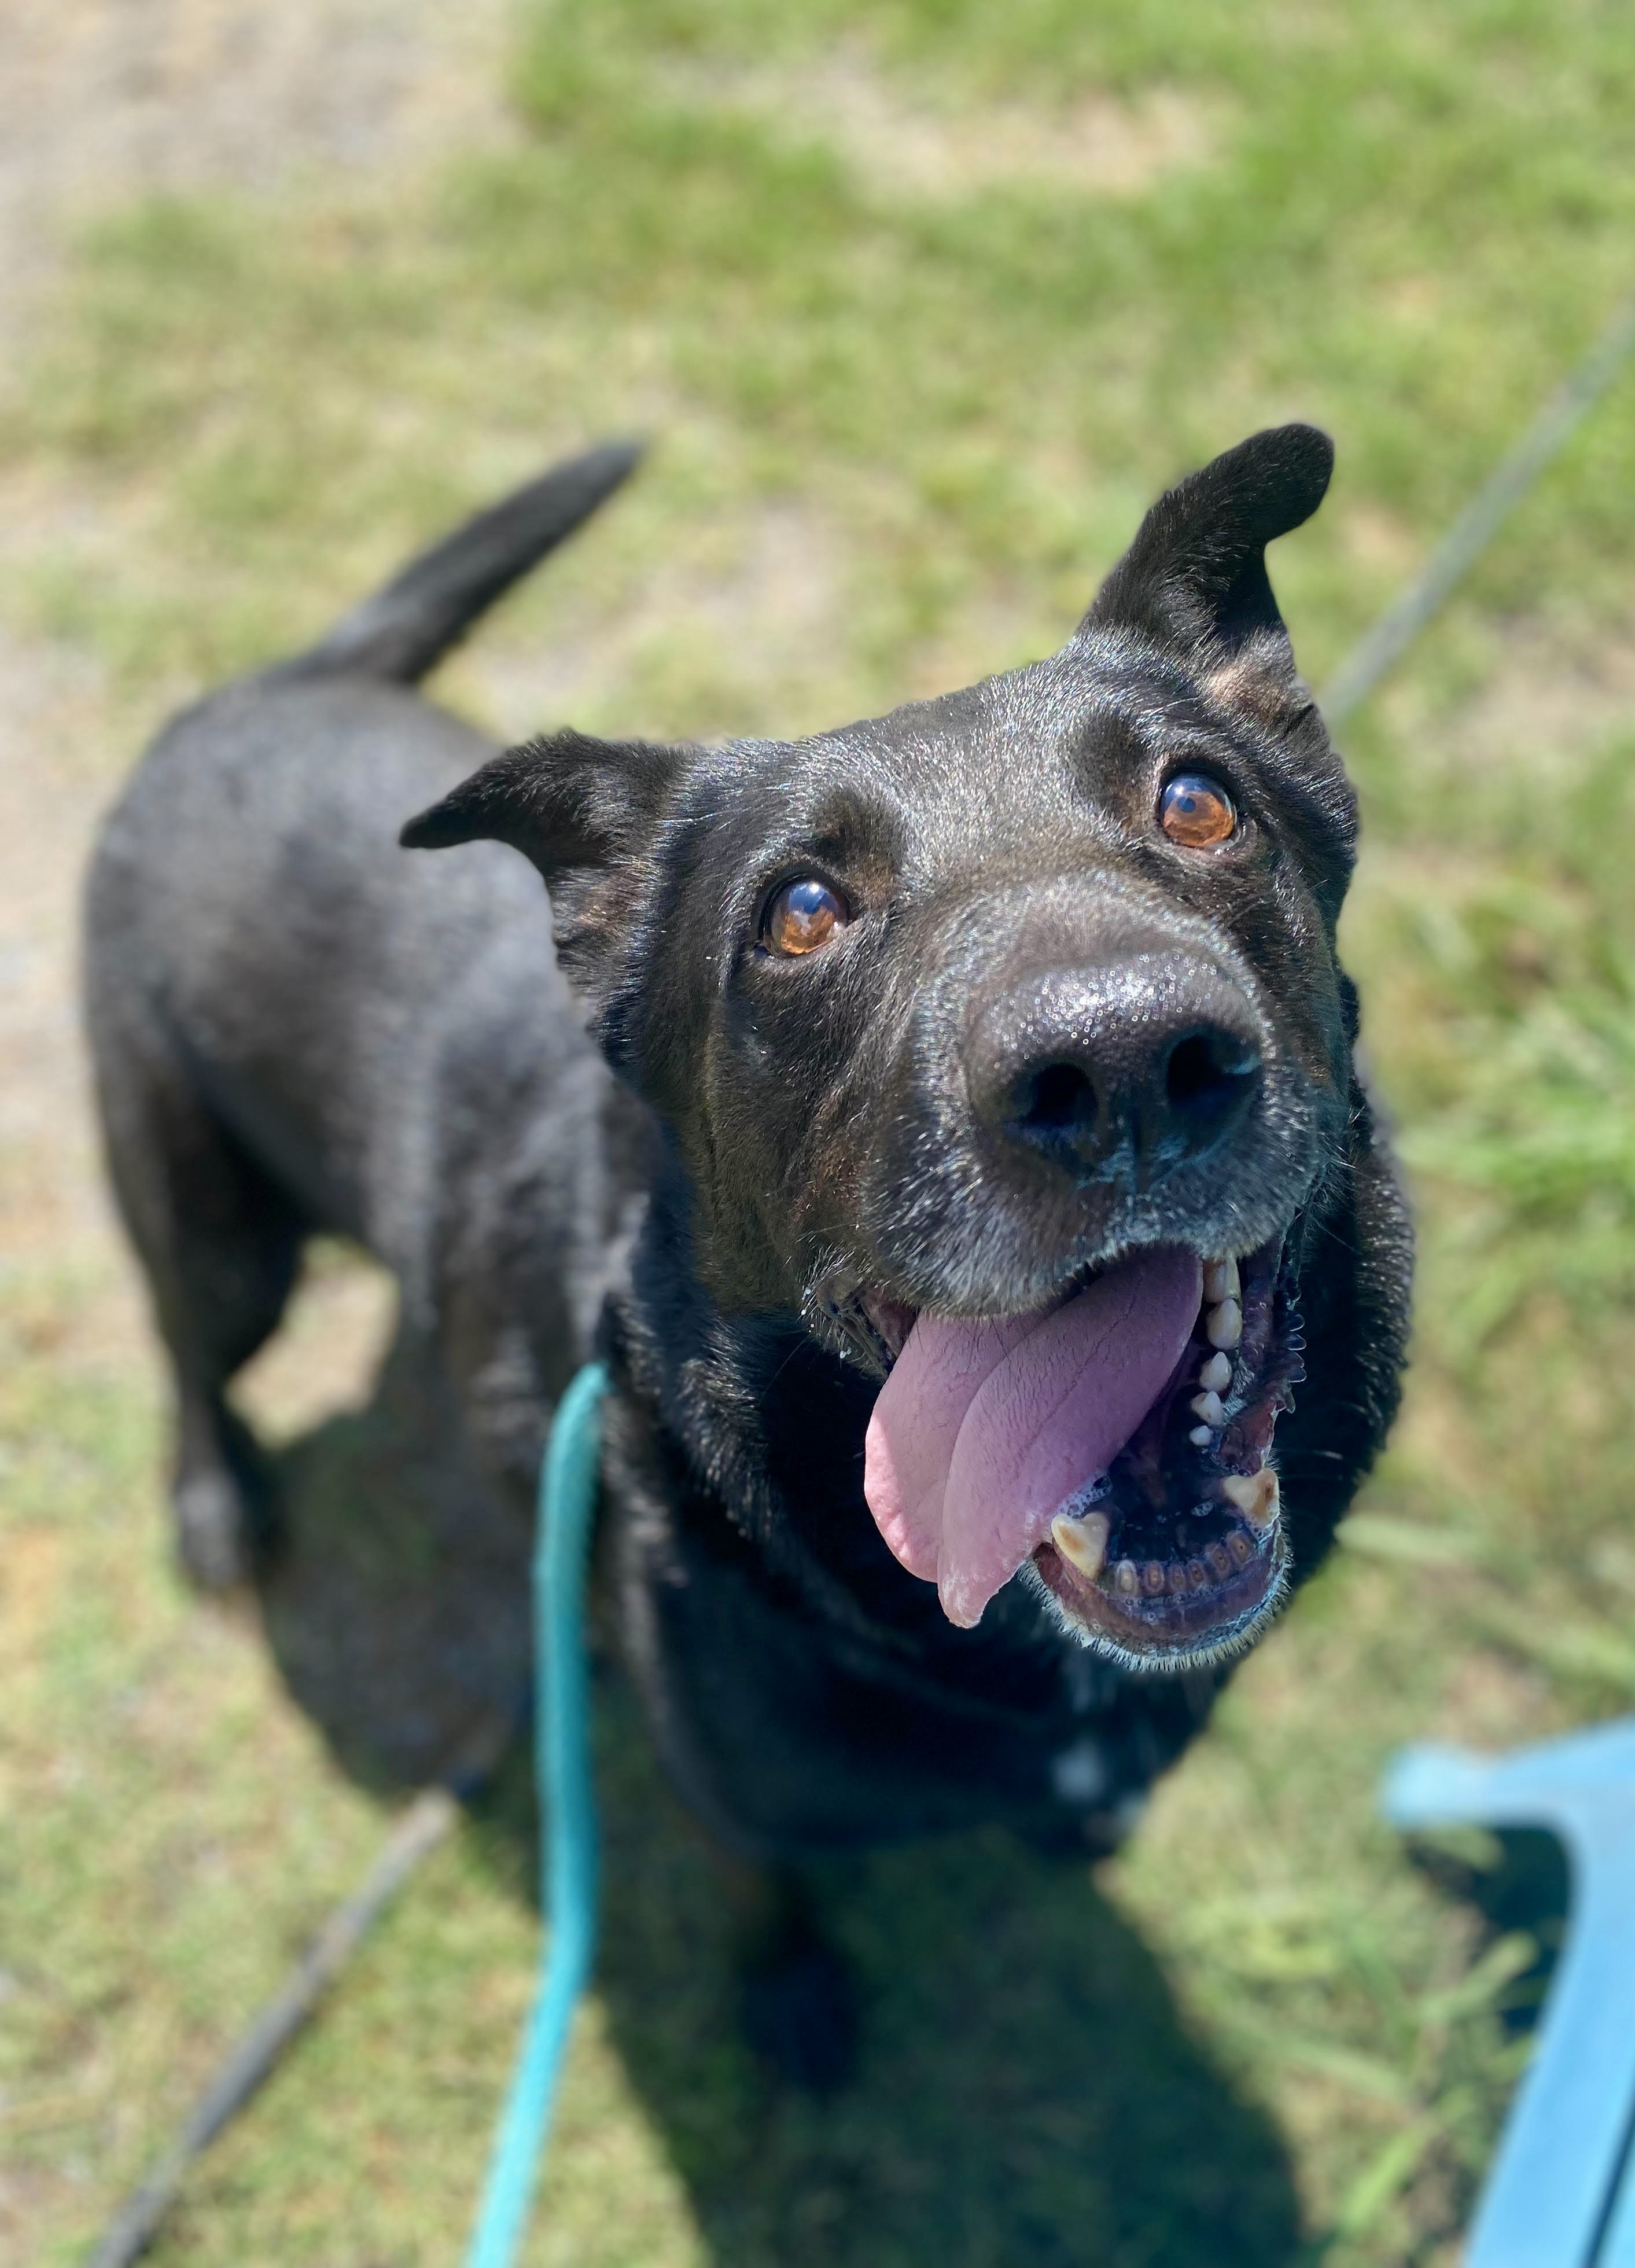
[{"xmin": 406, "ymin": 425, "xmax": 1384, "ymax": 1671}]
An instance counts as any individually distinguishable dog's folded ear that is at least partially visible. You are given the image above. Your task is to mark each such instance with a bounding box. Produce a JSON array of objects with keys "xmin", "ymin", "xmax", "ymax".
[
  {"xmin": 400, "ymin": 728, "xmax": 676, "ymax": 874},
  {"xmin": 1084, "ymin": 423, "xmax": 1332, "ymax": 662},
  {"xmin": 401, "ymin": 728, "xmax": 682, "ymax": 997}
]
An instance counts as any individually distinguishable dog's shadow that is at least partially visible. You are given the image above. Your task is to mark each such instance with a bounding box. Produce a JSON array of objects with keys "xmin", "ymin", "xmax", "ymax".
[
  {"xmin": 253, "ymin": 1335, "xmax": 535, "ymax": 1789},
  {"xmin": 256, "ymin": 1382, "xmax": 1305, "ymax": 2268},
  {"xmin": 582, "ymin": 1671, "xmax": 1304, "ymax": 2268}
]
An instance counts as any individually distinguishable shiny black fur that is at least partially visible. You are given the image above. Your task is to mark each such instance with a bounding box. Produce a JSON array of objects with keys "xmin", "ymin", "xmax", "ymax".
[{"xmin": 86, "ymin": 428, "xmax": 1411, "ymax": 2080}]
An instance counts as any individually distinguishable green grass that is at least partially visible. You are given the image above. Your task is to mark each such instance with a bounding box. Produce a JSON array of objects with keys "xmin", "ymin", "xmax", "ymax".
[{"xmin": 5, "ymin": 1, "xmax": 1635, "ymax": 2260}]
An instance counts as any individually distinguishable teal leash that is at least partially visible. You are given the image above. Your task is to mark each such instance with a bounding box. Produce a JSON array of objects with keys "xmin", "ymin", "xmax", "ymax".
[{"xmin": 465, "ymin": 1360, "xmax": 609, "ymax": 2268}]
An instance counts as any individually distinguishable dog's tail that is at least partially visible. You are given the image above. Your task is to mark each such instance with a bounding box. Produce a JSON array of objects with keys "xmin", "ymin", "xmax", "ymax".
[{"xmin": 281, "ymin": 440, "xmax": 642, "ymax": 687}]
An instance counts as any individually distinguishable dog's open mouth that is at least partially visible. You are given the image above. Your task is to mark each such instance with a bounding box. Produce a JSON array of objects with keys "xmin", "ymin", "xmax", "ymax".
[{"xmin": 853, "ymin": 1235, "xmax": 1302, "ymax": 1669}]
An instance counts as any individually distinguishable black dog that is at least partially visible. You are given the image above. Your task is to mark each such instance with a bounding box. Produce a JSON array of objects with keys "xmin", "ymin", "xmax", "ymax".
[{"xmin": 86, "ymin": 426, "xmax": 1411, "ymax": 2081}]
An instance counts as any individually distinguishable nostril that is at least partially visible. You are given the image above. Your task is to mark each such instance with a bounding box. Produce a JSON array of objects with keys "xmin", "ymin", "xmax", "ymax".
[
  {"xmin": 1165, "ymin": 1029, "xmax": 1260, "ymax": 1120},
  {"xmin": 1016, "ymin": 1060, "xmax": 1098, "ymax": 1135}
]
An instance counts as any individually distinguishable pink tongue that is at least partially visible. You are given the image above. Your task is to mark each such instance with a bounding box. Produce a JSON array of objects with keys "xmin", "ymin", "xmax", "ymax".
[{"xmin": 863, "ymin": 1249, "xmax": 1203, "ymax": 1628}]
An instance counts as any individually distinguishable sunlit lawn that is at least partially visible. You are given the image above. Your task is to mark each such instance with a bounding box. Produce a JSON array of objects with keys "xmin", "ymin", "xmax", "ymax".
[{"xmin": 5, "ymin": 2, "xmax": 1635, "ymax": 2260}]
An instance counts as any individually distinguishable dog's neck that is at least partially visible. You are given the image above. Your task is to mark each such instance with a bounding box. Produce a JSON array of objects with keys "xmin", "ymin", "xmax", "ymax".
[{"xmin": 604, "ymin": 1144, "xmax": 978, "ymax": 1646}]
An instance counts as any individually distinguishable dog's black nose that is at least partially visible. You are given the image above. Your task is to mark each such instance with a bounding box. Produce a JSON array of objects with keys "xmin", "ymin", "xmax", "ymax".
[{"xmin": 974, "ymin": 960, "xmax": 1263, "ymax": 1185}]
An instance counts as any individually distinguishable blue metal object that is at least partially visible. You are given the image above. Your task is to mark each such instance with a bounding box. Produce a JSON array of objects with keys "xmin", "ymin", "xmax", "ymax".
[
  {"xmin": 1383, "ymin": 1716, "xmax": 1635, "ymax": 2267},
  {"xmin": 465, "ymin": 1360, "xmax": 609, "ymax": 2268}
]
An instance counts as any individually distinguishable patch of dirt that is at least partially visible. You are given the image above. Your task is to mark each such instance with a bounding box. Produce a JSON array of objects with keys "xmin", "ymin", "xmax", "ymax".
[
  {"xmin": 1339, "ymin": 499, "xmax": 1423, "ymax": 578},
  {"xmin": 1441, "ymin": 614, "xmax": 1635, "ymax": 773},
  {"xmin": 1434, "ymin": 1648, "xmax": 1552, "ymax": 1748},
  {"xmin": 674, "ymin": 50, "xmax": 1222, "ymax": 204},
  {"xmin": 0, "ymin": 0, "xmax": 514, "ymax": 346},
  {"xmin": 0, "ymin": 626, "xmax": 149, "ymax": 1369},
  {"xmin": 456, "ymin": 492, "xmax": 850, "ymax": 735}
]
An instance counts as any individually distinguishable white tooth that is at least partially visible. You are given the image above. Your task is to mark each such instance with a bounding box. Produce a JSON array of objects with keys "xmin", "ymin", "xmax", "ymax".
[
  {"xmin": 1220, "ymin": 1467, "xmax": 1280, "ymax": 1530},
  {"xmin": 1190, "ymin": 1390, "xmax": 1225, "ymax": 1427},
  {"xmin": 1198, "ymin": 1350, "xmax": 1233, "ymax": 1394},
  {"xmin": 1050, "ymin": 1508, "xmax": 1109, "ymax": 1582},
  {"xmin": 1206, "ymin": 1298, "xmax": 1242, "ymax": 1350},
  {"xmin": 1203, "ymin": 1257, "xmax": 1240, "ymax": 1304},
  {"xmin": 1141, "ymin": 1560, "xmax": 1167, "ymax": 1595},
  {"xmin": 1114, "ymin": 1559, "xmax": 1139, "ymax": 1595},
  {"xmin": 1188, "ymin": 1424, "xmax": 1213, "ymax": 1448}
]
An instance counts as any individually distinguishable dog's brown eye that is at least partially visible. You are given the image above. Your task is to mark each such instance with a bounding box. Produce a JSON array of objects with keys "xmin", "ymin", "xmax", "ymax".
[
  {"xmin": 764, "ymin": 876, "xmax": 848, "ymax": 956},
  {"xmin": 1159, "ymin": 773, "xmax": 1237, "ymax": 848}
]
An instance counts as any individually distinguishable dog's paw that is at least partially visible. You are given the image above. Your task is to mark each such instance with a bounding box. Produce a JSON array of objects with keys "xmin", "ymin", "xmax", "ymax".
[
  {"xmin": 174, "ymin": 1463, "xmax": 257, "ymax": 1590},
  {"xmin": 174, "ymin": 1470, "xmax": 251, "ymax": 1590},
  {"xmin": 740, "ymin": 1923, "xmax": 859, "ymax": 2095},
  {"xmin": 173, "ymin": 1434, "xmax": 277, "ymax": 1592}
]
